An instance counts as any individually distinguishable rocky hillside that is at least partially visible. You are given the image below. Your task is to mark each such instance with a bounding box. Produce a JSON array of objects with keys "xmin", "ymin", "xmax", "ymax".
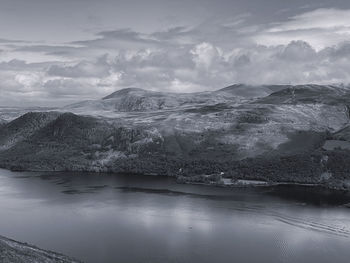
[
  {"xmin": 1, "ymin": 84, "xmax": 350, "ymax": 189},
  {"xmin": 0, "ymin": 235, "xmax": 81, "ymax": 263}
]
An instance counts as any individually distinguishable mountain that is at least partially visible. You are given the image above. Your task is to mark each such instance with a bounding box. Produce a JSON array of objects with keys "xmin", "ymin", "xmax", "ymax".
[
  {"xmin": 256, "ymin": 84, "xmax": 350, "ymax": 105},
  {"xmin": 1, "ymin": 84, "xmax": 350, "ymax": 189},
  {"xmin": 215, "ymin": 84, "xmax": 287, "ymax": 98},
  {"xmin": 64, "ymin": 84, "xmax": 284, "ymax": 116}
]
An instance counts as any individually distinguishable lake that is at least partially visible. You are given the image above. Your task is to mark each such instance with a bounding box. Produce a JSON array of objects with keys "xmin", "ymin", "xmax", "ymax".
[{"xmin": 0, "ymin": 168, "xmax": 350, "ymax": 263}]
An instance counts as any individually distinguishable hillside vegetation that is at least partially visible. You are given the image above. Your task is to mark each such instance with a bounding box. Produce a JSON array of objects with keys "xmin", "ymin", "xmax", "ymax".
[
  {"xmin": 1, "ymin": 84, "xmax": 350, "ymax": 189},
  {"xmin": 0, "ymin": 235, "xmax": 81, "ymax": 263}
]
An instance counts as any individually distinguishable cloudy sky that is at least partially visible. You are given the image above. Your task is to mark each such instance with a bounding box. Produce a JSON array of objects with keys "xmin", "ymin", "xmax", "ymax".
[{"xmin": 1, "ymin": 0, "xmax": 350, "ymax": 106}]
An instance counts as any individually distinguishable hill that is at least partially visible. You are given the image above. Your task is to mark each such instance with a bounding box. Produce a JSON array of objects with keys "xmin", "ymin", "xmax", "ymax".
[
  {"xmin": 1, "ymin": 84, "xmax": 350, "ymax": 189},
  {"xmin": 64, "ymin": 84, "xmax": 283, "ymax": 116}
]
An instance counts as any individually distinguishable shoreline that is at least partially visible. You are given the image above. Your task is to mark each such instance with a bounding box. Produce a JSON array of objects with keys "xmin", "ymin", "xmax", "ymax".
[
  {"xmin": 1, "ymin": 166, "xmax": 349, "ymax": 209},
  {"xmin": 0, "ymin": 235, "xmax": 82, "ymax": 263},
  {"xmin": 1, "ymin": 165, "xmax": 349, "ymax": 192}
]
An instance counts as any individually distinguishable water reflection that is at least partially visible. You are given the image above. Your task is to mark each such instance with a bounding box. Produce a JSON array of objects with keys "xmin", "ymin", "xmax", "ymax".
[{"xmin": 0, "ymin": 168, "xmax": 349, "ymax": 263}]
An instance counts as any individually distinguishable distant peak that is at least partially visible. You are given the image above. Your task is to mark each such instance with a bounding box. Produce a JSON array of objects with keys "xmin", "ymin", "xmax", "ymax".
[
  {"xmin": 102, "ymin": 88, "xmax": 148, "ymax": 100},
  {"xmin": 217, "ymin": 84, "xmax": 249, "ymax": 92}
]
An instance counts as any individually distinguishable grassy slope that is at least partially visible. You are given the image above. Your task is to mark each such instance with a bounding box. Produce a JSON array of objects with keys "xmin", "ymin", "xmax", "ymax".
[{"xmin": 0, "ymin": 235, "xmax": 81, "ymax": 263}]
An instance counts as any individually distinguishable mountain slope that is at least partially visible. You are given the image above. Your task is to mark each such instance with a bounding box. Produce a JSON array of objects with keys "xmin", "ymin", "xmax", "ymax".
[
  {"xmin": 215, "ymin": 84, "xmax": 286, "ymax": 98},
  {"xmin": 256, "ymin": 84, "xmax": 350, "ymax": 105},
  {"xmin": 64, "ymin": 84, "xmax": 281, "ymax": 115},
  {"xmin": 1, "ymin": 84, "xmax": 350, "ymax": 189},
  {"xmin": 0, "ymin": 112, "xmax": 60, "ymax": 150},
  {"xmin": 0, "ymin": 119, "xmax": 6, "ymax": 127}
]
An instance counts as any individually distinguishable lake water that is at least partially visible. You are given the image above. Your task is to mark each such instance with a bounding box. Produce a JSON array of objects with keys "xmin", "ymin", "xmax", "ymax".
[{"xmin": 0, "ymin": 168, "xmax": 350, "ymax": 263}]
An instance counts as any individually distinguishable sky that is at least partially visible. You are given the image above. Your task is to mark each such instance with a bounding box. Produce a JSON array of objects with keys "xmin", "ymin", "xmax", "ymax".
[{"xmin": 1, "ymin": 0, "xmax": 350, "ymax": 106}]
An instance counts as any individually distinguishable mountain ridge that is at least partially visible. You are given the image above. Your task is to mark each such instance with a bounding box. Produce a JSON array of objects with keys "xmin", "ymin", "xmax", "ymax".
[
  {"xmin": 63, "ymin": 84, "xmax": 294, "ymax": 115},
  {"xmin": 1, "ymin": 84, "xmax": 350, "ymax": 189}
]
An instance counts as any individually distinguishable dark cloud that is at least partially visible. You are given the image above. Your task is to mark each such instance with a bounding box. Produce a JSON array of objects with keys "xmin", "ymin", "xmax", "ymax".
[
  {"xmin": 47, "ymin": 55, "xmax": 110, "ymax": 78},
  {"xmin": 71, "ymin": 29, "xmax": 162, "ymax": 50},
  {"xmin": 0, "ymin": 38, "xmax": 28, "ymax": 43},
  {"xmin": 0, "ymin": 59, "xmax": 56, "ymax": 71},
  {"xmin": 43, "ymin": 78, "xmax": 96, "ymax": 96},
  {"xmin": 15, "ymin": 45, "xmax": 83, "ymax": 57}
]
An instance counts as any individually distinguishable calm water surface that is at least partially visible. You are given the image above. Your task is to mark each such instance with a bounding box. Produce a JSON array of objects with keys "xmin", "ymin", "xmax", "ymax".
[{"xmin": 0, "ymin": 168, "xmax": 350, "ymax": 263}]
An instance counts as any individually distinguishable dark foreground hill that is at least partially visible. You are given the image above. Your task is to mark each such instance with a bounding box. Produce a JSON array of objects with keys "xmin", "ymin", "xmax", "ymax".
[
  {"xmin": 0, "ymin": 235, "xmax": 81, "ymax": 263},
  {"xmin": 1, "ymin": 84, "xmax": 350, "ymax": 189}
]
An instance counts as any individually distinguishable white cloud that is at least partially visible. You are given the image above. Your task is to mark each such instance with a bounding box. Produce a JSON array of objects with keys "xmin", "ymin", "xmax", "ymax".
[
  {"xmin": 190, "ymin": 42, "xmax": 221, "ymax": 69},
  {"xmin": 14, "ymin": 73, "xmax": 42, "ymax": 91},
  {"xmin": 268, "ymin": 8, "xmax": 350, "ymax": 32},
  {"xmin": 255, "ymin": 8, "xmax": 350, "ymax": 50}
]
